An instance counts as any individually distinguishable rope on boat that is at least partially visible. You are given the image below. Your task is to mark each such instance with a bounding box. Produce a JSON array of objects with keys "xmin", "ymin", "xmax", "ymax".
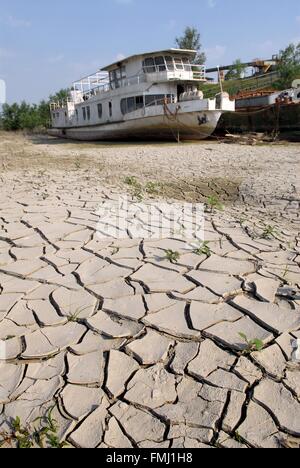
[{"xmin": 163, "ymin": 100, "xmax": 180, "ymax": 121}]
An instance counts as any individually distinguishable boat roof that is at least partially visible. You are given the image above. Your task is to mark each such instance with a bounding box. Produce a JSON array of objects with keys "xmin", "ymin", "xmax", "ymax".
[{"xmin": 101, "ymin": 49, "xmax": 197, "ymax": 71}]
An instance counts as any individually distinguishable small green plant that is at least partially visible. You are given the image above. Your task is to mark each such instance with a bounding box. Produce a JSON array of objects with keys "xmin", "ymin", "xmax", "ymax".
[
  {"xmin": 145, "ymin": 181, "xmax": 159, "ymax": 195},
  {"xmin": 124, "ymin": 176, "xmax": 143, "ymax": 201},
  {"xmin": 40, "ymin": 407, "xmax": 68, "ymax": 449},
  {"xmin": 239, "ymin": 333, "xmax": 264, "ymax": 355},
  {"xmin": 66, "ymin": 305, "xmax": 90, "ymax": 322},
  {"xmin": 165, "ymin": 249, "xmax": 181, "ymax": 263},
  {"xmin": 261, "ymin": 225, "xmax": 279, "ymax": 240},
  {"xmin": 282, "ymin": 264, "xmax": 289, "ymax": 280},
  {"xmin": 133, "ymin": 185, "xmax": 143, "ymax": 202},
  {"xmin": 233, "ymin": 431, "xmax": 244, "ymax": 444},
  {"xmin": 206, "ymin": 196, "xmax": 224, "ymax": 212},
  {"xmin": 0, "ymin": 408, "xmax": 69, "ymax": 449},
  {"xmin": 74, "ymin": 159, "xmax": 81, "ymax": 170},
  {"xmin": 124, "ymin": 176, "xmax": 138, "ymax": 186},
  {"xmin": 12, "ymin": 416, "xmax": 33, "ymax": 448},
  {"xmin": 67, "ymin": 311, "xmax": 82, "ymax": 323},
  {"xmin": 193, "ymin": 241, "xmax": 212, "ymax": 257}
]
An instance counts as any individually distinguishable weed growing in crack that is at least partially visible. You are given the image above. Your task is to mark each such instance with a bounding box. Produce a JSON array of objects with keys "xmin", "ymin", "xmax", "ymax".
[
  {"xmin": 66, "ymin": 305, "xmax": 89, "ymax": 322},
  {"xmin": 124, "ymin": 176, "xmax": 138, "ymax": 187},
  {"xmin": 239, "ymin": 333, "xmax": 264, "ymax": 355},
  {"xmin": 165, "ymin": 249, "xmax": 180, "ymax": 263},
  {"xmin": 145, "ymin": 181, "xmax": 160, "ymax": 196},
  {"xmin": 261, "ymin": 224, "xmax": 279, "ymax": 240},
  {"xmin": 124, "ymin": 176, "xmax": 143, "ymax": 201},
  {"xmin": 205, "ymin": 196, "xmax": 224, "ymax": 213},
  {"xmin": 233, "ymin": 431, "xmax": 244, "ymax": 444},
  {"xmin": 282, "ymin": 264, "xmax": 289, "ymax": 281},
  {"xmin": 111, "ymin": 246, "xmax": 120, "ymax": 255},
  {"xmin": 193, "ymin": 241, "xmax": 212, "ymax": 257},
  {"xmin": 0, "ymin": 408, "xmax": 68, "ymax": 449},
  {"xmin": 133, "ymin": 186, "xmax": 143, "ymax": 202},
  {"xmin": 67, "ymin": 311, "xmax": 82, "ymax": 323},
  {"xmin": 74, "ymin": 159, "xmax": 81, "ymax": 170}
]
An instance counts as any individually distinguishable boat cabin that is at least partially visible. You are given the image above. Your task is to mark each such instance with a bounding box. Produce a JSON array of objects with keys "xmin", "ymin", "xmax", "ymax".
[{"xmin": 50, "ymin": 49, "xmax": 207, "ymax": 128}]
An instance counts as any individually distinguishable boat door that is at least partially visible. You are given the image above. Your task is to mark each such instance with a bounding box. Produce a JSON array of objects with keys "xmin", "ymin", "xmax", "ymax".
[{"xmin": 177, "ymin": 85, "xmax": 185, "ymax": 102}]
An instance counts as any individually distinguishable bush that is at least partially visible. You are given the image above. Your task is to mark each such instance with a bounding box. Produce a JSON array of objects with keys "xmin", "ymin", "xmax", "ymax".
[
  {"xmin": 274, "ymin": 43, "xmax": 300, "ymax": 89},
  {"xmin": 0, "ymin": 89, "xmax": 69, "ymax": 131}
]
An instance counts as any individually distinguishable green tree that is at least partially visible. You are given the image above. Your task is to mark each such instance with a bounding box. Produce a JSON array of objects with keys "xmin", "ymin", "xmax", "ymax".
[
  {"xmin": 225, "ymin": 59, "xmax": 247, "ymax": 81},
  {"xmin": 49, "ymin": 88, "xmax": 69, "ymax": 103},
  {"xmin": 0, "ymin": 88, "xmax": 69, "ymax": 131},
  {"xmin": 275, "ymin": 43, "xmax": 300, "ymax": 89},
  {"xmin": 19, "ymin": 103, "xmax": 40, "ymax": 130},
  {"xmin": 1, "ymin": 103, "xmax": 21, "ymax": 130},
  {"xmin": 38, "ymin": 100, "xmax": 52, "ymax": 127},
  {"xmin": 175, "ymin": 27, "xmax": 206, "ymax": 64}
]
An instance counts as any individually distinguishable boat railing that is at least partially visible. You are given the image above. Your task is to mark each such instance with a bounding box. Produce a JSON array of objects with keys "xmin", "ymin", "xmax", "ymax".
[
  {"xmin": 50, "ymin": 99, "xmax": 74, "ymax": 110},
  {"xmin": 80, "ymin": 73, "xmax": 148, "ymax": 100}
]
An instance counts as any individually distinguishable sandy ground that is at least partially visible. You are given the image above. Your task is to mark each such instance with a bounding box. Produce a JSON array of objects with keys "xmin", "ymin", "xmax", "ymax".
[{"xmin": 0, "ymin": 132, "xmax": 300, "ymax": 449}]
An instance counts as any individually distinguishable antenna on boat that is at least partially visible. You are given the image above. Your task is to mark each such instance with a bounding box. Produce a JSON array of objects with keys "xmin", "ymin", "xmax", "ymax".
[{"xmin": 217, "ymin": 66, "xmax": 223, "ymax": 94}]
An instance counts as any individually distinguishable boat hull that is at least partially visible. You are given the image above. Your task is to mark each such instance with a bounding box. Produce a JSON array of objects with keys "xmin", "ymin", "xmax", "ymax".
[
  {"xmin": 215, "ymin": 102, "xmax": 300, "ymax": 137},
  {"xmin": 48, "ymin": 110, "xmax": 222, "ymax": 141}
]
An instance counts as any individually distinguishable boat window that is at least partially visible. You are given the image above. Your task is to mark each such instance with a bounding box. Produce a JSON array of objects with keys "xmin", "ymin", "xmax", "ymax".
[
  {"xmin": 56, "ymin": 113, "xmax": 59, "ymax": 119},
  {"xmin": 109, "ymin": 102, "xmax": 112, "ymax": 117},
  {"xmin": 174, "ymin": 58, "xmax": 184, "ymax": 70},
  {"xmin": 145, "ymin": 95, "xmax": 159, "ymax": 106},
  {"xmin": 298, "ymin": 92, "xmax": 300, "ymax": 99},
  {"xmin": 182, "ymin": 57, "xmax": 191, "ymax": 71},
  {"xmin": 145, "ymin": 94, "xmax": 174, "ymax": 107},
  {"xmin": 155, "ymin": 56, "xmax": 166, "ymax": 71},
  {"xmin": 135, "ymin": 96, "xmax": 144, "ymax": 109},
  {"xmin": 165, "ymin": 56, "xmax": 175, "ymax": 71},
  {"xmin": 120, "ymin": 96, "xmax": 145, "ymax": 115},
  {"xmin": 143, "ymin": 57, "xmax": 155, "ymax": 73},
  {"xmin": 82, "ymin": 107, "xmax": 86, "ymax": 120},
  {"xmin": 127, "ymin": 97, "xmax": 135, "ymax": 113},
  {"xmin": 75, "ymin": 109, "xmax": 79, "ymax": 122},
  {"xmin": 97, "ymin": 103, "xmax": 103, "ymax": 119},
  {"xmin": 121, "ymin": 99, "xmax": 127, "ymax": 115},
  {"xmin": 110, "ymin": 69, "xmax": 120, "ymax": 89},
  {"xmin": 87, "ymin": 106, "xmax": 91, "ymax": 120},
  {"xmin": 52, "ymin": 113, "xmax": 56, "ymax": 119},
  {"xmin": 110, "ymin": 66, "xmax": 126, "ymax": 89}
]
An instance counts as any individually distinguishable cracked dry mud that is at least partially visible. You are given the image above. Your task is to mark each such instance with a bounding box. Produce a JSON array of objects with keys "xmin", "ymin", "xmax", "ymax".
[{"xmin": 0, "ymin": 132, "xmax": 300, "ymax": 449}]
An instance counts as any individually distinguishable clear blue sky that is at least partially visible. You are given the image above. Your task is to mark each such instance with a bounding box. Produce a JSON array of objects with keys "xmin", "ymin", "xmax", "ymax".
[{"xmin": 1, "ymin": 0, "xmax": 300, "ymax": 103}]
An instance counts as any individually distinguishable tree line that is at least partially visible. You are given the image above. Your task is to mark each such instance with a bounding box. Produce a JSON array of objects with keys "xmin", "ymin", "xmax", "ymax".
[
  {"xmin": 0, "ymin": 89, "xmax": 69, "ymax": 131},
  {"xmin": 1, "ymin": 27, "xmax": 300, "ymax": 132}
]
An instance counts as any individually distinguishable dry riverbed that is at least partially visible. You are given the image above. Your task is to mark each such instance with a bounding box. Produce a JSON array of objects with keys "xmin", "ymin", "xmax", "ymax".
[{"xmin": 0, "ymin": 131, "xmax": 300, "ymax": 449}]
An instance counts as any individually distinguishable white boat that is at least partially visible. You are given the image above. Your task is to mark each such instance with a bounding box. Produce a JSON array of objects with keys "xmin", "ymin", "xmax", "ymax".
[{"xmin": 49, "ymin": 49, "xmax": 235, "ymax": 141}]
